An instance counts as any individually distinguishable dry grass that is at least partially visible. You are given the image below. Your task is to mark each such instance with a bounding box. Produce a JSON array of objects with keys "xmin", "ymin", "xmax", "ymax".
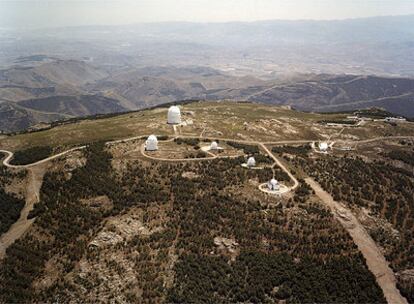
[{"xmin": 1, "ymin": 101, "xmax": 413, "ymax": 152}]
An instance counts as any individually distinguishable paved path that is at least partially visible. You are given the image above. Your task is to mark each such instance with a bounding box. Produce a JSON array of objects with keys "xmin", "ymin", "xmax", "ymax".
[
  {"xmin": 2, "ymin": 135, "xmax": 413, "ymax": 168},
  {"xmin": 259, "ymin": 143, "xmax": 299, "ymax": 190},
  {"xmin": 0, "ymin": 165, "xmax": 46, "ymax": 259},
  {"xmin": 306, "ymin": 177, "xmax": 408, "ymax": 304},
  {"xmin": 0, "ymin": 146, "xmax": 86, "ymax": 169}
]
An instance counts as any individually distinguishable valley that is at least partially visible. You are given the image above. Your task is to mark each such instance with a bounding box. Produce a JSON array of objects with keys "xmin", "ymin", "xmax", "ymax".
[{"xmin": 1, "ymin": 58, "xmax": 414, "ymax": 133}]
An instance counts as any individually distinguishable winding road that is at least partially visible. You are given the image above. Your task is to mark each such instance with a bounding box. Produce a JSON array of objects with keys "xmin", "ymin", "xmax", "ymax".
[
  {"xmin": 0, "ymin": 146, "xmax": 86, "ymax": 169},
  {"xmin": 2, "ymin": 135, "xmax": 412, "ymax": 169}
]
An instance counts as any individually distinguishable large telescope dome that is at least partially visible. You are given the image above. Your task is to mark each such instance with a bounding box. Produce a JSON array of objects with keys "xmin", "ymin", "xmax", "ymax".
[
  {"xmin": 168, "ymin": 106, "xmax": 181, "ymax": 124},
  {"xmin": 145, "ymin": 135, "xmax": 158, "ymax": 151}
]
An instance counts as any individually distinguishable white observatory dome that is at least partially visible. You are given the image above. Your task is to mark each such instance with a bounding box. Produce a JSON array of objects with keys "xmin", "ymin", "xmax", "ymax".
[
  {"xmin": 268, "ymin": 179, "xmax": 280, "ymax": 191},
  {"xmin": 319, "ymin": 142, "xmax": 329, "ymax": 151},
  {"xmin": 210, "ymin": 141, "xmax": 218, "ymax": 150},
  {"xmin": 145, "ymin": 135, "xmax": 158, "ymax": 151},
  {"xmin": 168, "ymin": 106, "xmax": 181, "ymax": 124},
  {"xmin": 247, "ymin": 157, "xmax": 256, "ymax": 168}
]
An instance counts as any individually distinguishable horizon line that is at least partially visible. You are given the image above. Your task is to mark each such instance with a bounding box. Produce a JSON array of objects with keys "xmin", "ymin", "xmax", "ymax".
[{"xmin": 5, "ymin": 13, "xmax": 414, "ymax": 31}]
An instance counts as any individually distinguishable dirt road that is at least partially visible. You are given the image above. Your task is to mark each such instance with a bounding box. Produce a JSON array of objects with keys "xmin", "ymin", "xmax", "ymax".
[
  {"xmin": 306, "ymin": 177, "xmax": 408, "ymax": 304},
  {"xmin": 0, "ymin": 165, "xmax": 46, "ymax": 259}
]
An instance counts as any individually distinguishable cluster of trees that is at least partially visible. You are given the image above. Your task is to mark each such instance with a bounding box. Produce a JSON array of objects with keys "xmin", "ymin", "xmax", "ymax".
[
  {"xmin": 385, "ymin": 150, "xmax": 414, "ymax": 166},
  {"xmin": 163, "ymin": 159, "xmax": 384, "ymax": 303},
  {"xmin": 354, "ymin": 108, "xmax": 395, "ymax": 119},
  {"xmin": 174, "ymin": 138, "xmax": 199, "ymax": 147},
  {"xmin": 318, "ymin": 119, "xmax": 357, "ymax": 125},
  {"xmin": 226, "ymin": 141, "xmax": 259, "ymax": 155},
  {"xmin": 157, "ymin": 135, "xmax": 169, "ymax": 141},
  {"xmin": 293, "ymin": 179, "xmax": 313, "ymax": 203},
  {"xmin": 0, "ymin": 188, "xmax": 25, "ymax": 235},
  {"xmin": 168, "ymin": 252, "xmax": 384, "ymax": 303},
  {"xmin": 0, "ymin": 143, "xmax": 122, "ymax": 302},
  {"xmin": 300, "ymin": 154, "xmax": 414, "ymax": 299},
  {"xmin": 0, "ymin": 164, "xmax": 26, "ymax": 186},
  {"xmin": 0, "ymin": 166, "xmax": 26, "ymax": 235},
  {"xmin": 185, "ymin": 151, "xmax": 207, "ymax": 159},
  {"xmin": 10, "ymin": 146, "xmax": 53, "ymax": 165},
  {"xmin": 0, "ymin": 145, "xmax": 386, "ymax": 303},
  {"xmin": 398, "ymin": 280, "xmax": 414, "ymax": 303},
  {"xmin": 272, "ymin": 145, "xmax": 311, "ymax": 157}
]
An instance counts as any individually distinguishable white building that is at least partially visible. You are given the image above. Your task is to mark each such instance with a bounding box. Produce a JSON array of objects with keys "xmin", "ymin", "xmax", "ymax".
[
  {"xmin": 167, "ymin": 106, "xmax": 181, "ymax": 124},
  {"xmin": 385, "ymin": 117, "xmax": 406, "ymax": 123},
  {"xmin": 247, "ymin": 157, "xmax": 256, "ymax": 168},
  {"xmin": 145, "ymin": 135, "xmax": 158, "ymax": 151},
  {"xmin": 319, "ymin": 142, "xmax": 329, "ymax": 152},
  {"xmin": 268, "ymin": 179, "xmax": 280, "ymax": 191},
  {"xmin": 210, "ymin": 141, "xmax": 218, "ymax": 150}
]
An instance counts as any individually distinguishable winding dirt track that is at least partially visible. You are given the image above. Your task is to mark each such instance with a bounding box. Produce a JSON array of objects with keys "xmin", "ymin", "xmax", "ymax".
[
  {"xmin": 0, "ymin": 165, "xmax": 46, "ymax": 260},
  {"xmin": 306, "ymin": 178, "xmax": 408, "ymax": 304}
]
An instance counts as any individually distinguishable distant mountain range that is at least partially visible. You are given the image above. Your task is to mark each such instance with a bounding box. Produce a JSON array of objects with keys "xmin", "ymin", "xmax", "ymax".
[
  {"xmin": 1, "ymin": 59, "xmax": 414, "ymax": 132},
  {"xmin": 2, "ymin": 15, "xmax": 414, "ymax": 78}
]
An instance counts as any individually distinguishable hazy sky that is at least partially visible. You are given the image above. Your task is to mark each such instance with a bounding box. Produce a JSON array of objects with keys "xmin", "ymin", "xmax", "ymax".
[{"xmin": 1, "ymin": 0, "xmax": 414, "ymax": 29}]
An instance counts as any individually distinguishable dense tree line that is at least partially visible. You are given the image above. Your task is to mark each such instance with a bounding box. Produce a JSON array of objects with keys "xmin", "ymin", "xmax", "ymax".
[
  {"xmin": 272, "ymin": 145, "xmax": 311, "ymax": 157},
  {"xmin": 10, "ymin": 146, "xmax": 53, "ymax": 165},
  {"xmin": 0, "ymin": 165, "xmax": 26, "ymax": 235},
  {"xmin": 174, "ymin": 138, "xmax": 199, "ymax": 146},
  {"xmin": 0, "ymin": 145, "xmax": 386, "ymax": 303},
  {"xmin": 168, "ymin": 252, "xmax": 383, "ymax": 303},
  {"xmin": 293, "ymin": 179, "xmax": 313, "ymax": 203},
  {"xmin": 298, "ymin": 154, "xmax": 414, "ymax": 299},
  {"xmin": 0, "ymin": 188, "xmax": 25, "ymax": 235},
  {"xmin": 385, "ymin": 150, "xmax": 414, "ymax": 166},
  {"xmin": 163, "ymin": 159, "xmax": 384, "ymax": 303},
  {"xmin": 226, "ymin": 141, "xmax": 260, "ymax": 155},
  {"xmin": 318, "ymin": 119, "xmax": 357, "ymax": 125}
]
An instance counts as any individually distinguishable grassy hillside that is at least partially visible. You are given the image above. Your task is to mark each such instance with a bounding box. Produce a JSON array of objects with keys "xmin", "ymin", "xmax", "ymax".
[{"xmin": 1, "ymin": 101, "xmax": 414, "ymax": 151}]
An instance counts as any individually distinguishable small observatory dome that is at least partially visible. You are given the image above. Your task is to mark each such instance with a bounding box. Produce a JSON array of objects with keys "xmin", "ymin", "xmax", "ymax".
[
  {"xmin": 210, "ymin": 141, "xmax": 218, "ymax": 150},
  {"xmin": 247, "ymin": 156, "xmax": 256, "ymax": 168},
  {"xmin": 145, "ymin": 135, "xmax": 158, "ymax": 151},
  {"xmin": 168, "ymin": 106, "xmax": 181, "ymax": 124},
  {"xmin": 268, "ymin": 179, "xmax": 280, "ymax": 191},
  {"xmin": 319, "ymin": 142, "xmax": 329, "ymax": 152}
]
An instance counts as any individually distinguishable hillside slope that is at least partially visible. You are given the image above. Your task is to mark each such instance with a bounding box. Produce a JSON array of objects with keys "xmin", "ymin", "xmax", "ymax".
[
  {"xmin": 212, "ymin": 75, "xmax": 414, "ymax": 117},
  {"xmin": 1, "ymin": 59, "xmax": 414, "ymax": 132},
  {"xmin": 17, "ymin": 95, "xmax": 126, "ymax": 117}
]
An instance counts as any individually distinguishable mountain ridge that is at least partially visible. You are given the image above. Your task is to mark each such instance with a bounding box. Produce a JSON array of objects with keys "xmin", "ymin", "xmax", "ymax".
[{"xmin": 1, "ymin": 59, "xmax": 414, "ymax": 132}]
